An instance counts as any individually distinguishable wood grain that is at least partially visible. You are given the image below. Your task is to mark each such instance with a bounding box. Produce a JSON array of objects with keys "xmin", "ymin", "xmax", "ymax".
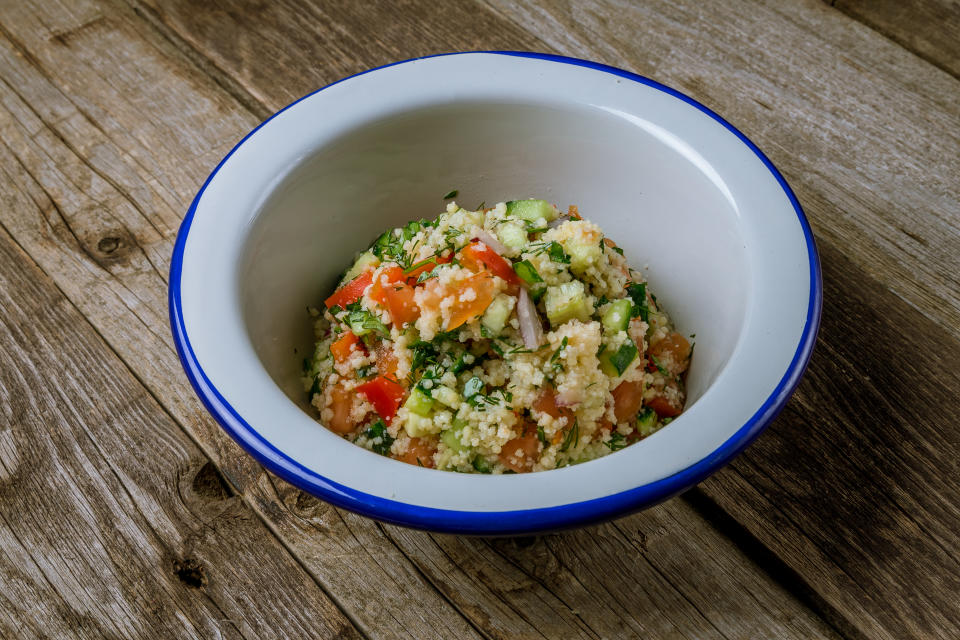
[
  {"xmin": 0, "ymin": 225, "xmax": 360, "ymax": 637},
  {"xmin": 0, "ymin": 0, "xmax": 849, "ymax": 638},
  {"xmin": 830, "ymin": 0, "xmax": 960, "ymax": 79},
  {"xmin": 1, "ymin": 0, "xmax": 958, "ymax": 637}
]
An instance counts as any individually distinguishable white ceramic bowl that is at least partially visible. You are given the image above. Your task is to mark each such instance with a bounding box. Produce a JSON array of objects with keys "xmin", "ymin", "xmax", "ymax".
[{"xmin": 170, "ymin": 52, "xmax": 821, "ymax": 535}]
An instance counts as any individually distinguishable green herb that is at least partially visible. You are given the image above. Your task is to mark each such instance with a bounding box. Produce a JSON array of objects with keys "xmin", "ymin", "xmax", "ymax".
[
  {"xmin": 611, "ymin": 245, "xmax": 624, "ymax": 255},
  {"xmin": 476, "ymin": 201, "xmax": 486, "ymax": 210},
  {"xmin": 526, "ymin": 240, "xmax": 569, "ymax": 264},
  {"xmin": 480, "ymin": 325, "xmax": 492, "ymax": 338},
  {"xmin": 530, "ymin": 287, "xmax": 546, "ymax": 304},
  {"xmin": 547, "ymin": 241, "xmax": 571, "ymax": 264},
  {"xmin": 402, "ymin": 220, "xmax": 422, "ymax": 241},
  {"xmin": 549, "ymin": 336, "xmax": 569, "ymax": 373},
  {"xmin": 451, "ymin": 352, "xmax": 474, "ymax": 374},
  {"xmin": 365, "ymin": 420, "xmax": 394, "ymax": 455},
  {"xmin": 608, "ymin": 340, "xmax": 638, "ymax": 376},
  {"xmin": 357, "ymin": 365, "xmax": 376, "ymax": 379},
  {"xmin": 662, "ymin": 417, "xmax": 673, "ymax": 426},
  {"xmin": 415, "ymin": 365, "xmax": 444, "ymax": 397},
  {"xmin": 513, "ymin": 259, "xmax": 543, "ymax": 284},
  {"xmin": 443, "ymin": 189, "xmax": 458, "ymax": 199},
  {"xmin": 537, "ymin": 425, "xmax": 549, "ymax": 448},
  {"xmin": 490, "ymin": 341, "xmax": 504, "ymax": 356},
  {"xmin": 417, "ymin": 264, "xmax": 442, "ymax": 283},
  {"xmin": 463, "ymin": 376, "xmax": 484, "ymax": 400},
  {"xmin": 404, "ymin": 256, "xmax": 437, "ymax": 274},
  {"xmin": 626, "ymin": 282, "xmax": 649, "ymax": 321},
  {"xmin": 328, "ymin": 304, "xmax": 343, "ymax": 316},
  {"xmin": 651, "ymin": 355, "xmax": 671, "ymax": 377},
  {"xmin": 604, "ymin": 432, "xmax": 627, "ymax": 451},
  {"xmin": 347, "ymin": 306, "xmax": 388, "ymax": 337},
  {"xmin": 308, "ymin": 377, "xmax": 322, "ymax": 397},
  {"xmin": 559, "ymin": 419, "xmax": 579, "ymax": 452},
  {"xmin": 594, "ymin": 295, "xmax": 610, "ymax": 309}
]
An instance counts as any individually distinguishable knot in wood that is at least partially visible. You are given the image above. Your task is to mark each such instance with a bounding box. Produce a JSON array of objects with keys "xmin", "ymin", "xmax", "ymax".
[{"xmin": 97, "ymin": 236, "xmax": 121, "ymax": 254}]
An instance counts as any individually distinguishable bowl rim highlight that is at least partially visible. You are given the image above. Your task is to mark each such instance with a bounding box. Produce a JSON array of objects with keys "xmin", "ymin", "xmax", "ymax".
[{"xmin": 169, "ymin": 51, "xmax": 822, "ymax": 535}]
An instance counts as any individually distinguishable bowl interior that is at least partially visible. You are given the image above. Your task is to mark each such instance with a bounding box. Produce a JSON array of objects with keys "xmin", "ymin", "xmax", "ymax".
[{"xmin": 239, "ymin": 100, "xmax": 749, "ymax": 413}]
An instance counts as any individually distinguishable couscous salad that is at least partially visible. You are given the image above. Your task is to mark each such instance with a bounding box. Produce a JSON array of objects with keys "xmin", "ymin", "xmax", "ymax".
[{"xmin": 303, "ymin": 199, "xmax": 693, "ymax": 473}]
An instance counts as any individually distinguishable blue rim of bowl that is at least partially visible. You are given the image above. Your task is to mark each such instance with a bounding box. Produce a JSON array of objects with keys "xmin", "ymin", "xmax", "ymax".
[{"xmin": 169, "ymin": 51, "xmax": 822, "ymax": 536}]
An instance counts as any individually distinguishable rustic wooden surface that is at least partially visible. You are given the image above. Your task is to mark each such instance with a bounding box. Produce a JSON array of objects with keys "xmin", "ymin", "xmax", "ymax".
[{"xmin": 0, "ymin": 0, "xmax": 957, "ymax": 638}]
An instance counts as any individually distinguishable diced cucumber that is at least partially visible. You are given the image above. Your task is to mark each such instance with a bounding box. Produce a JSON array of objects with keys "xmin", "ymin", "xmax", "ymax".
[
  {"xmin": 602, "ymin": 299, "xmax": 633, "ymax": 333},
  {"xmin": 544, "ymin": 281, "xmax": 591, "ymax": 327},
  {"xmin": 497, "ymin": 221, "xmax": 528, "ymax": 253},
  {"xmin": 432, "ymin": 385, "xmax": 461, "ymax": 409},
  {"xmin": 342, "ymin": 251, "xmax": 378, "ymax": 283},
  {"xmin": 598, "ymin": 348, "xmax": 617, "ymax": 377},
  {"xmin": 561, "ymin": 227, "xmax": 603, "ymax": 274},
  {"xmin": 506, "ymin": 199, "xmax": 559, "ymax": 222},
  {"xmin": 481, "ymin": 293, "xmax": 515, "ymax": 337},
  {"xmin": 403, "ymin": 387, "xmax": 434, "ymax": 417},
  {"xmin": 471, "ymin": 455, "xmax": 493, "ymax": 473},
  {"xmin": 404, "ymin": 412, "xmax": 439, "ymax": 438},
  {"xmin": 441, "ymin": 418, "xmax": 470, "ymax": 453},
  {"xmin": 637, "ymin": 407, "xmax": 659, "ymax": 437}
]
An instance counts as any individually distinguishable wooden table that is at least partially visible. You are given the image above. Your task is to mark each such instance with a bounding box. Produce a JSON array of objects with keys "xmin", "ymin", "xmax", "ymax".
[{"xmin": 1, "ymin": 1, "xmax": 957, "ymax": 638}]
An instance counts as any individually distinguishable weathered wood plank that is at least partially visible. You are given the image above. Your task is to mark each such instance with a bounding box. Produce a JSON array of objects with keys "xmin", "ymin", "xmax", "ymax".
[
  {"xmin": 0, "ymin": 0, "xmax": 847, "ymax": 638},
  {"xmin": 481, "ymin": 0, "xmax": 960, "ymax": 341},
  {"xmin": 0, "ymin": 7, "xmax": 481, "ymax": 638},
  {"xmin": 142, "ymin": 0, "xmax": 960, "ymax": 636},
  {"xmin": 467, "ymin": 1, "xmax": 960, "ymax": 637},
  {"xmin": 0, "ymin": 226, "xmax": 361, "ymax": 637},
  {"xmin": 830, "ymin": 0, "xmax": 960, "ymax": 79}
]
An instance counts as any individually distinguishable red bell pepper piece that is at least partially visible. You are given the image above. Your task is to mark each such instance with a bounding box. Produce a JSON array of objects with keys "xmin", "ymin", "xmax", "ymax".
[
  {"xmin": 356, "ymin": 376, "xmax": 406, "ymax": 424},
  {"xmin": 325, "ymin": 271, "xmax": 373, "ymax": 309}
]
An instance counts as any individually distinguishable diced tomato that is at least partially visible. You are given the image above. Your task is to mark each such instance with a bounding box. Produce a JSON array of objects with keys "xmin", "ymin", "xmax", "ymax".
[
  {"xmin": 330, "ymin": 331, "xmax": 363, "ymax": 363},
  {"xmin": 356, "ymin": 376, "xmax": 406, "ymax": 424},
  {"xmin": 460, "ymin": 241, "xmax": 522, "ymax": 288},
  {"xmin": 325, "ymin": 271, "xmax": 373, "ymax": 309},
  {"xmin": 327, "ymin": 383, "xmax": 359, "ymax": 434},
  {"xmin": 596, "ymin": 418, "xmax": 613, "ymax": 435},
  {"xmin": 612, "ymin": 379, "xmax": 644, "ymax": 423},
  {"xmin": 397, "ymin": 437, "xmax": 436, "ymax": 468},
  {"xmin": 647, "ymin": 394, "xmax": 682, "ymax": 418},
  {"xmin": 383, "ymin": 283, "xmax": 419, "ymax": 327},
  {"xmin": 499, "ymin": 426, "xmax": 540, "ymax": 473},
  {"xmin": 404, "ymin": 254, "xmax": 452, "ymax": 285},
  {"xmin": 444, "ymin": 271, "xmax": 498, "ymax": 330},
  {"xmin": 648, "ymin": 332, "xmax": 692, "ymax": 376},
  {"xmin": 375, "ymin": 343, "xmax": 399, "ymax": 379},
  {"xmin": 532, "ymin": 389, "xmax": 575, "ymax": 424},
  {"xmin": 368, "ymin": 266, "xmax": 403, "ymax": 304}
]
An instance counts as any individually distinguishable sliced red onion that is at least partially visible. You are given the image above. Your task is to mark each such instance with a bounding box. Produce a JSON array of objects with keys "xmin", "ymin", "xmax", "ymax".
[
  {"xmin": 547, "ymin": 214, "xmax": 571, "ymax": 229},
  {"xmin": 516, "ymin": 288, "xmax": 544, "ymax": 350},
  {"xmin": 471, "ymin": 228, "xmax": 508, "ymax": 256}
]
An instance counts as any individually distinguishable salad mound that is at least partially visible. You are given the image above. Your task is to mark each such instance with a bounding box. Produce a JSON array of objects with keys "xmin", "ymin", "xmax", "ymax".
[{"xmin": 303, "ymin": 199, "xmax": 693, "ymax": 473}]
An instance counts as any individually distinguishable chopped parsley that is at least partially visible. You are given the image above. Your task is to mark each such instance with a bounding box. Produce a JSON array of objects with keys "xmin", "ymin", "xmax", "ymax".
[
  {"xmin": 537, "ymin": 425, "xmax": 549, "ymax": 448},
  {"xmin": 472, "ymin": 456, "xmax": 492, "ymax": 473},
  {"xmin": 513, "ymin": 259, "xmax": 543, "ymax": 284},
  {"xmin": 528, "ymin": 240, "xmax": 570, "ymax": 264},
  {"xmin": 357, "ymin": 364, "xmax": 377, "ymax": 379},
  {"xmin": 626, "ymin": 282, "xmax": 649, "ymax": 322},
  {"xmin": 604, "ymin": 432, "xmax": 627, "ymax": 451},
  {"xmin": 442, "ymin": 189, "xmax": 458, "ymax": 199},
  {"xmin": 365, "ymin": 420, "xmax": 394, "ymax": 456},
  {"xmin": 608, "ymin": 339, "xmax": 638, "ymax": 376},
  {"xmin": 345, "ymin": 303, "xmax": 388, "ymax": 337}
]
